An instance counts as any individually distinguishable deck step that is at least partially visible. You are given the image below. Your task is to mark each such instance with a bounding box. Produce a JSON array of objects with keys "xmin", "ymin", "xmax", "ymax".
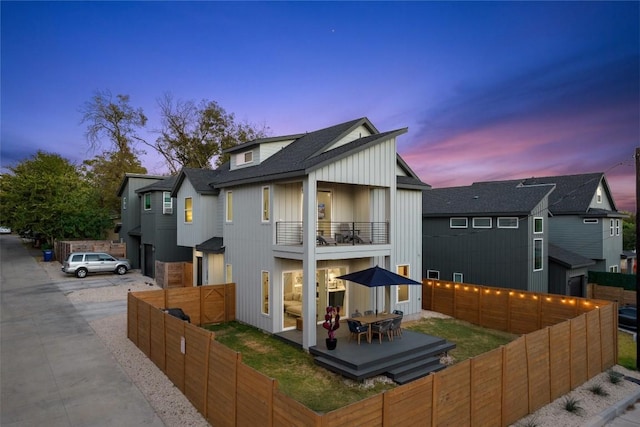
[
  {"xmin": 393, "ymin": 363, "xmax": 448, "ymax": 385},
  {"xmin": 386, "ymin": 356, "xmax": 442, "ymax": 379}
]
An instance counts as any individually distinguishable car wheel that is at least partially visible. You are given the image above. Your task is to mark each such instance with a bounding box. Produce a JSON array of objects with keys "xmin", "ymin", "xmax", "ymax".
[
  {"xmin": 116, "ymin": 265, "xmax": 127, "ymax": 275},
  {"xmin": 76, "ymin": 268, "xmax": 88, "ymax": 278}
]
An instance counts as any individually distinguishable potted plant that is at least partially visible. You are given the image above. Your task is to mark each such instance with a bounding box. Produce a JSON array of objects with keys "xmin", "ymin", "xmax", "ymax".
[{"xmin": 322, "ymin": 305, "xmax": 340, "ymax": 350}]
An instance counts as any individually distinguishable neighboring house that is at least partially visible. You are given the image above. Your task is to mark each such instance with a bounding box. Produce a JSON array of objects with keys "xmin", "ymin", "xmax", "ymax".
[
  {"xmin": 171, "ymin": 117, "xmax": 428, "ymax": 349},
  {"xmin": 422, "ymin": 173, "xmax": 625, "ymax": 297},
  {"xmin": 117, "ymin": 173, "xmax": 191, "ymax": 277}
]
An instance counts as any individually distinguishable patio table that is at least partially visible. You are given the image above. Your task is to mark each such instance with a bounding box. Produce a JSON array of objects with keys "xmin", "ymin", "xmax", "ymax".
[{"xmin": 354, "ymin": 313, "xmax": 400, "ymax": 343}]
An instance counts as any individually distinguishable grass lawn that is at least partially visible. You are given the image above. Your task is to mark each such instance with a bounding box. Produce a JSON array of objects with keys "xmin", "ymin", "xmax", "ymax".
[
  {"xmin": 206, "ymin": 318, "xmax": 516, "ymax": 412},
  {"xmin": 618, "ymin": 329, "xmax": 637, "ymax": 370}
]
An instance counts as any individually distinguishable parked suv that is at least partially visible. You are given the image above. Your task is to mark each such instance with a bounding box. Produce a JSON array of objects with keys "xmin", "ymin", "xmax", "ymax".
[{"xmin": 62, "ymin": 252, "xmax": 131, "ymax": 278}]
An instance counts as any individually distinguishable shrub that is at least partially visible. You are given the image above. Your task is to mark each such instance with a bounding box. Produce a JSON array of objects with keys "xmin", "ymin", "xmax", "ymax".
[
  {"xmin": 562, "ymin": 396, "xmax": 583, "ymax": 414},
  {"xmin": 588, "ymin": 383, "xmax": 609, "ymax": 396},
  {"xmin": 607, "ymin": 369, "xmax": 624, "ymax": 385}
]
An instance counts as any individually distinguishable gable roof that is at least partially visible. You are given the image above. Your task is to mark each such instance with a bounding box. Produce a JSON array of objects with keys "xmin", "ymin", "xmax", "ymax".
[
  {"xmin": 171, "ymin": 167, "xmax": 220, "ymax": 197},
  {"xmin": 422, "ymin": 180, "xmax": 555, "ymax": 216},
  {"xmin": 548, "ymin": 243, "xmax": 596, "ymax": 269},
  {"xmin": 116, "ymin": 173, "xmax": 166, "ymax": 197},
  {"xmin": 135, "ymin": 174, "xmax": 178, "ymax": 194}
]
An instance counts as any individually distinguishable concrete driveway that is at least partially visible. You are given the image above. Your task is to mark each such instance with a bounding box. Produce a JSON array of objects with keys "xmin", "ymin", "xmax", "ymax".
[{"xmin": 0, "ymin": 234, "xmax": 165, "ymax": 426}]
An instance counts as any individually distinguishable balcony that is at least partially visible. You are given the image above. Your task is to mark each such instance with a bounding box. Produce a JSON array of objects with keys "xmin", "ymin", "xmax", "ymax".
[{"xmin": 275, "ymin": 221, "xmax": 389, "ymax": 246}]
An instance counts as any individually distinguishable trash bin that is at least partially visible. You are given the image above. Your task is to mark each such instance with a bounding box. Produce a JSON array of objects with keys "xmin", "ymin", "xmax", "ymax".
[{"xmin": 43, "ymin": 249, "xmax": 53, "ymax": 262}]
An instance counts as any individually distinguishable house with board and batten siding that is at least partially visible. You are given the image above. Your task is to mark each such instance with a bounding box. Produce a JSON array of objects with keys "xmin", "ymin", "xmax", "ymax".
[{"xmin": 171, "ymin": 117, "xmax": 429, "ymax": 349}]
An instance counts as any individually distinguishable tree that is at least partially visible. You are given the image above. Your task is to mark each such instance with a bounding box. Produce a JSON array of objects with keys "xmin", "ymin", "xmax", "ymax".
[
  {"xmin": 0, "ymin": 151, "xmax": 112, "ymax": 243},
  {"xmin": 154, "ymin": 93, "xmax": 269, "ymax": 173},
  {"xmin": 622, "ymin": 211, "xmax": 636, "ymax": 251}
]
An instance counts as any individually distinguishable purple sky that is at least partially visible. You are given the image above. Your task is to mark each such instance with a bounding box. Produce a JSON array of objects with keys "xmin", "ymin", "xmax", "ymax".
[{"xmin": 2, "ymin": 2, "xmax": 638, "ymax": 211}]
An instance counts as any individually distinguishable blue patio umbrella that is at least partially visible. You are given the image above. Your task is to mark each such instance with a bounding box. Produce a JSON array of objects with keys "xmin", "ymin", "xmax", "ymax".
[{"xmin": 336, "ymin": 266, "xmax": 422, "ymax": 315}]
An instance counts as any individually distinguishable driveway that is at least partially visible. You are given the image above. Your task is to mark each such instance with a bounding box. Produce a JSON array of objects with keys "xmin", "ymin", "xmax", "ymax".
[{"xmin": 0, "ymin": 234, "xmax": 165, "ymax": 426}]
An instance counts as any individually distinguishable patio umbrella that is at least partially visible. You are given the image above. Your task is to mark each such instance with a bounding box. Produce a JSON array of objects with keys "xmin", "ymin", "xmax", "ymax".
[{"xmin": 336, "ymin": 266, "xmax": 422, "ymax": 315}]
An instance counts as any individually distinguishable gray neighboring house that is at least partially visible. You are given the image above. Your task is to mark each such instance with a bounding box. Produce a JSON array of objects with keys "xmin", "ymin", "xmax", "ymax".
[
  {"xmin": 117, "ymin": 173, "xmax": 191, "ymax": 278},
  {"xmin": 422, "ymin": 172, "xmax": 625, "ymax": 296}
]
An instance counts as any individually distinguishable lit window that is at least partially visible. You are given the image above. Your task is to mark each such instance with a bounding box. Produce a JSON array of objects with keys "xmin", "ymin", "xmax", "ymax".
[
  {"xmin": 498, "ymin": 217, "xmax": 518, "ymax": 228},
  {"xmin": 534, "ymin": 238, "xmax": 543, "ymax": 271},
  {"xmin": 226, "ymin": 264, "xmax": 232, "ymax": 282},
  {"xmin": 262, "ymin": 186, "xmax": 270, "ymax": 222},
  {"xmin": 397, "ymin": 265, "xmax": 409, "ymax": 303},
  {"xmin": 473, "ymin": 217, "xmax": 491, "ymax": 228},
  {"xmin": 226, "ymin": 191, "xmax": 233, "ymax": 222},
  {"xmin": 596, "ymin": 188, "xmax": 602, "ymax": 203},
  {"xmin": 184, "ymin": 197, "xmax": 193, "ymax": 223},
  {"xmin": 534, "ymin": 217, "xmax": 543, "ymax": 234},
  {"xmin": 450, "ymin": 218, "xmax": 467, "ymax": 228},
  {"xmin": 144, "ymin": 193, "xmax": 151, "ymax": 210},
  {"xmin": 262, "ymin": 271, "xmax": 270, "ymax": 315},
  {"xmin": 163, "ymin": 192, "xmax": 173, "ymax": 214}
]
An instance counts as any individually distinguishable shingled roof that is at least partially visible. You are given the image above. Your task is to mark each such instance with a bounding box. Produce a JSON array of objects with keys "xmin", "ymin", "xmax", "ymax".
[
  {"xmin": 135, "ymin": 174, "xmax": 178, "ymax": 193},
  {"xmin": 548, "ymin": 243, "xmax": 596, "ymax": 269},
  {"xmin": 171, "ymin": 167, "xmax": 220, "ymax": 196}
]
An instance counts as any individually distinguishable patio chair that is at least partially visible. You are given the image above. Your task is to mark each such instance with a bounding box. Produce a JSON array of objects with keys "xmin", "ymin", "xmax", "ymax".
[
  {"xmin": 393, "ymin": 310, "xmax": 404, "ymax": 316},
  {"xmin": 316, "ymin": 234, "xmax": 337, "ymax": 245},
  {"xmin": 351, "ymin": 310, "xmax": 362, "ymax": 318},
  {"xmin": 364, "ymin": 310, "xmax": 374, "ymax": 316},
  {"xmin": 347, "ymin": 319, "xmax": 369, "ymax": 345},
  {"xmin": 339, "ymin": 223, "xmax": 364, "ymax": 244},
  {"xmin": 370, "ymin": 318, "xmax": 394, "ymax": 343},
  {"xmin": 390, "ymin": 316, "xmax": 403, "ymax": 338}
]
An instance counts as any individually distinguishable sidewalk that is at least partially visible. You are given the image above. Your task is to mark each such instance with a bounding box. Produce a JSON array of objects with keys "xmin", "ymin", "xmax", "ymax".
[{"xmin": 0, "ymin": 236, "xmax": 165, "ymax": 426}]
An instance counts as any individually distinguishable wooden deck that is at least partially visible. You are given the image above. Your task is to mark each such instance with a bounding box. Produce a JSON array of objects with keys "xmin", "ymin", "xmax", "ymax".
[{"xmin": 275, "ymin": 324, "xmax": 455, "ymax": 385}]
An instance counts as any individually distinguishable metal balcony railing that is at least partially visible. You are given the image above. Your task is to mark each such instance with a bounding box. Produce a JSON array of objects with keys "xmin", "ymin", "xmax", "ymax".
[{"xmin": 275, "ymin": 221, "xmax": 389, "ymax": 246}]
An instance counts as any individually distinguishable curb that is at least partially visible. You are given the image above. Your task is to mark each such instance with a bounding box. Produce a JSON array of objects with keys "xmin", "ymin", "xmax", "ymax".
[{"xmin": 583, "ymin": 385, "xmax": 640, "ymax": 427}]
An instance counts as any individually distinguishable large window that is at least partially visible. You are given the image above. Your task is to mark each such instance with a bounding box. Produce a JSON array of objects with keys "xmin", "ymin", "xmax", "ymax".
[
  {"xmin": 397, "ymin": 265, "xmax": 409, "ymax": 303},
  {"xmin": 450, "ymin": 218, "xmax": 468, "ymax": 228},
  {"xmin": 143, "ymin": 193, "xmax": 151, "ymax": 210},
  {"xmin": 534, "ymin": 238, "xmax": 543, "ymax": 271},
  {"xmin": 184, "ymin": 197, "xmax": 193, "ymax": 223},
  {"xmin": 534, "ymin": 217, "xmax": 543, "ymax": 234},
  {"xmin": 262, "ymin": 186, "xmax": 270, "ymax": 222},
  {"xmin": 163, "ymin": 192, "xmax": 173, "ymax": 214},
  {"xmin": 226, "ymin": 191, "xmax": 233, "ymax": 222},
  {"xmin": 472, "ymin": 217, "xmax": 491, "ymax": 228},
  {"xmin": 261, "ymin": 271, "xmax": 270, "ymax": 315}
]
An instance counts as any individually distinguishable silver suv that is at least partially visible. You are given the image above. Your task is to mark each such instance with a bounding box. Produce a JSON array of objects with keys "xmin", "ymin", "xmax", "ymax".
[{"xmin": 62, "ymin": 252, "xmax": 131, "ymax": 278}]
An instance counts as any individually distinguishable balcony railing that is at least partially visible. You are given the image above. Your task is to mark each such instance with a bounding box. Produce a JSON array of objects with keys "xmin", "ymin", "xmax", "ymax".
[{"xmin": 275, "ymin": 221, "xmax": 389, "ymax": 246}]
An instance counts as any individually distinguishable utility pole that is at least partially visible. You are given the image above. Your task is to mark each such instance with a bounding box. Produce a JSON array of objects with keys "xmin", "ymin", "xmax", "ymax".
[{"xmin": 635, "ymin": 147, "xmax": 639, "ymax": 370}]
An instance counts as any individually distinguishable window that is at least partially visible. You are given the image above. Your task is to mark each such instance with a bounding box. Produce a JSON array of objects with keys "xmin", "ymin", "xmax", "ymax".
[
  {"xmin": 226, "ymin": 191, "xmax": 233, "ymax": 222},
  {"xmin": 426, "ymin": 270, "xmax": 440, "ymax": 279},
  {"xmin": 534, "ymin": 217, "xmax": 543, "ymax": 234},
  {"xmin": 473, "ymin": 217, "xmax": 491, "ymax": 228},
  {"xmin": 610, "ymin": 219, "xmax": 614, "ymax": 236},
  {"xmin": 163, "ymin": 192, "xmax": 173, "ymax": 214},
  {"xmin": 143, "ymin": 193, "xmax": 151, "ymax": 210},
  {"xmin": 609, "ymin": 265, "xmax": 619, "ymax": 273},
  {"xmin": 122, "ymin": 196, "xmax": 127, "ymax": 210},
  {"xmin": 450, "ymin": 218, "xmax": 468, "ymax": 228},
  {"xmin": 453, "ymin": 273, "xmax": 463, "ymax": 283},
  {"xmin": 596, "ymin": 188, "xmax": 602, "ymax": 203},
  {"xmin": 534, "ymin": 238, "xmax": 543, "ymax": 271},
  {"xmin": 262, "ymin": 186, "xmax": 270, "ymax": 222},
  {"xmin": 225, "ymin": 264, "xmax": 232, "ymax": 282},
  {"xmin": 184, "ymin": 197, "xmax": 193, "ymax": 223},
  {"xmin": 584, "ymin": 218, "xmax": 598, "ymax": 224},
  {"xmin": 498, "ymin": 217, "xmax": 518, "ymax": 228},
  {"xmin": 616, "ymin": 219, "xmax": 620, "ymax": 236},
  {"xmin": 397, "ymin": 265, "xmax": 409, "ymax": 303},
  {"xmin": 236, "ymin": 151, "xmax": 253, "ymax": 165},
  {"xmin": 261, "ymin": 271, "xmax": 270, "ymax": 315}
]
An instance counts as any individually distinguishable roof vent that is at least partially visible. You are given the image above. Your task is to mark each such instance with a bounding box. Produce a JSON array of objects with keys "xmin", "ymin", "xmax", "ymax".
[{"xmin": 473, "ymin": 196, "xmax": 479, "ymax": 199}]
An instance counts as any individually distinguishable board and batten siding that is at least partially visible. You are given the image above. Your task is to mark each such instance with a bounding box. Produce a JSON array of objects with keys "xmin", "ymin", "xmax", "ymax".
[
  {"xmin": 393, "ymin": 189, "xmax": 423, "ymax": 315},
  {"xmin": 224, "ymin": 184, "xmax": 275, "ymax": 332},
  {"xmin": 549, "ymin": 216, "xmax": 603, "ymax": 260},
  {"xmin": 528, "ymin": 198, "xmax": 549, "ymax": 293},
  {"xmin": 175, "ymin": 180, "xmax": 217, "ymax": 248}
]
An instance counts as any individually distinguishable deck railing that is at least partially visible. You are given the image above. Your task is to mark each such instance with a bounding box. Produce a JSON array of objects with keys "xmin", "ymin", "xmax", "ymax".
[{"xmin": 275, "ymin": 221, "xmax": 389, "ymax": 246}]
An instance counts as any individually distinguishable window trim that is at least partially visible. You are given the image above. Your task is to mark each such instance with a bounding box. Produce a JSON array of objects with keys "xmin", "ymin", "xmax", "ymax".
[
  {"xmin": 533, "ymin": 238, "xmax": 543, "ymax": 271},
  {"xmin": 236, "ymin": 151, "xmax": 254, "ymax": 166},
  {"xmin": 596, "ymin": 188, "xmax": 602, "ymax": 203},
  {"xmin": 184, "ymin": 197, "xmax": 193, "ymax": 223},
  {"xmin": 162, "ymin": 191, "xmax": 173, "ymax": 215},
  {"xmin": 450, "ymin": 217, "xmax": 468, "ymax": 228},
  {"xmin": 143, "ymin": 193, "xmax": 151, "ymax": 211},
  {"xmin": 583, "ymin": 218, "xmax": 599, "ymax": 224},
  {"xmin": 261, "ymin": 186, "xmax": 270, "ymax": 223},
  {"xmin": 497, "ymin": 217, "xmax": 518, "ymax": 228},
  {"xmin": 225, "ymin": 264, "xmax": 232, "ymax": 283},
  {"xmin": 226, "ymin": 191, "xmax": 233, "ymax": 222},
  {"xmin": 615, "ymin": 219, "xmax": 620, "ymax": 236},
  {"xmin": 453, "ymin": 272, "xmax": 463, "ymax": 283},
  {"xmin": 472, "ymin": 217, "xmax": 492, "ymax": 229},
  {"xmin": 261, "ymin": 270, "xmax": 270, "ymax": 315},
  {"xmin": 122, "ymin": 196, "xmax": 127, "ymax": 210},
  {"xmin": 426, "ymin": 270, "xmax": 440, "ymax": 279},
  {"xmin": 396, "ymin": 264, "xmax": 410, "ymax": 303},
  {"xmin": 533, "ymin": 217, "xmax": 543, "ymax": 234},
  {"xmin": 610, "ymin": 219, "xmax": 614, "ymax": 237}
]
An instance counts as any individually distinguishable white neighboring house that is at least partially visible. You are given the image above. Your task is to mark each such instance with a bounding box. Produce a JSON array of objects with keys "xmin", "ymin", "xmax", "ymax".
[{"xmin": 171, "ymin": 117, "xmax": 429, "ymax": 349}]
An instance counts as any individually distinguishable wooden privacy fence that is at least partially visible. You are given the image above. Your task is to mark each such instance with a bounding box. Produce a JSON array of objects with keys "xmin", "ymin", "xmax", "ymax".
[
  {"xmin": 129, "ymin": 282, "xmax": 617, "ymax": 427},
  {"xmin": 155, "ymin": 261, "xmax": 194, "ymax": 289},
  {"xmin": 55, "ymin": 240, "xmax": 126, "ymax": 263},
  {"xmin": 587, "ymin": 283, "xmax": 636, "ymax": 307}
]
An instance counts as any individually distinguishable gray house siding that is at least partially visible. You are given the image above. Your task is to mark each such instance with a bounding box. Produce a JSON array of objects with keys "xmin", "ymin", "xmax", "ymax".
[
  {"xmin": 528, "ymin": 198, "xmax": 549, "ymax": 293},
  {"xmin": 549, "ymin": 216, "xmax": 603, "ymax": 260}
]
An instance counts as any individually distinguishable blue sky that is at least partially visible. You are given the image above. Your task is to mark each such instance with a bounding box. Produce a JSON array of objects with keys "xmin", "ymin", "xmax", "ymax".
[{"xmin": 2, "ymin": 1, "xmax": 638, "ymax": 210}]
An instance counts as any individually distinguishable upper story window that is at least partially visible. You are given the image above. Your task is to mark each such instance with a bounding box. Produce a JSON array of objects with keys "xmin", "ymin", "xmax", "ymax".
[
  {"xmin": 450, "ymin": 218, "xmax": 468, "ymax": 228},
  {"xmin": 498, "ymin": 217, "xmax": 518, "ymax": 228},
  {"xmin": 236, "ymin": 151, "xmax": 253, "ymax": 166},
  {"xmin": 533, "ymin": 238, "xmax": 543, "ymax": 271},
  {"xmin": 122, "ymin": 196, "xmax": 127, "ymax": 210},
  {"xmin": 616, "ymin": 219, "xmax": 620, "ymax": 236},
  {"xmin": 143, "ymin": 193, "xmax": 151, "ymax": 211},
  {"xmin": 596, "ymin": 188, "xmax": 602, "ymax": 203},
  {"xmin": 163, "ymin": 192, "xmax": 173, "ymax": 215},
  {"xmin": 184, "ymin": 197, "xmax": 193, "ymax": 223},
  {"xmin": 584, "ymin": 218, "xmax": 598, "ymax": 224},
  {"xmin": 226, "ymin": 191, "xmax": 233, "ymax": 222},
  {"xmin": 610, "ymin": 219, "xmax": 615, "ymax": 236},
  {"xmin": 472, "ymin": 217, "xmax": 491, "ymax": 228},
  {"xmin": 534, "ymin": 217, "xmax": 543, "ymax": 234},
  {"xmin": 262, "ymin": 186, "xmax": 270, "ymax": 222}
]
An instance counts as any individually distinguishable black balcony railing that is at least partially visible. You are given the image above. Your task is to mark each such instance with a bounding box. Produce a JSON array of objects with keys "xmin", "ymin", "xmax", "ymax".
[{"xmin": 275, "ymin": 221, "xmax": 389, "ymax": 246}]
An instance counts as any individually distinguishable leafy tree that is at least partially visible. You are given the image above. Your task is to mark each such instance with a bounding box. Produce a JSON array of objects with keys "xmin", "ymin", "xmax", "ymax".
[
  {"xmin": 154, "ymin": 93, "xmax": 269, "ymax": 173},
  {"xmin": 622, "ymin": 211, "xmax": 636, "ymax": 251},
  {"xmin": 0, "ymin": 151, "xmax": 112, "ymax": 243}
]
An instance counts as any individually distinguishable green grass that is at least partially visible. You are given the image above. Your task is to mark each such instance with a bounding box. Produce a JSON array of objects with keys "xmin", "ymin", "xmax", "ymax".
[
  {"xmin": 405, "ymin": 318, "xmax": 518, "ymax": 362},
  {"xmin": 618, "ymin": 331, "xmax": 637, "ymax": 371}
]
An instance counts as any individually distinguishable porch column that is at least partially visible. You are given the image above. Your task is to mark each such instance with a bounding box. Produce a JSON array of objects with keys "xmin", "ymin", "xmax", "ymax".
[{"xmin": 302, "ymin": 178, "xmax": 317, "ymax": 350}]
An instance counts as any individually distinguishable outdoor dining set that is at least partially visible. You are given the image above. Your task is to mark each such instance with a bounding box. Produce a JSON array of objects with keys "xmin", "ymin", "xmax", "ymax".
[{"xmin": 347, "ymin": 310, "xmax": 404, "ymax": 345}]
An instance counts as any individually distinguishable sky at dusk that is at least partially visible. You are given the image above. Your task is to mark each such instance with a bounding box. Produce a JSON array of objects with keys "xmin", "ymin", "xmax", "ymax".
[{"xmin": 2, "ymin": 1, "xmax": 638, "ymax": 211}]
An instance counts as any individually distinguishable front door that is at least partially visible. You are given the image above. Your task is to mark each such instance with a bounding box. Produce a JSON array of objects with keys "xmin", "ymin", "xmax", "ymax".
[{"xmin": 143, "ymin": 244, "xmax": 154, "ymax": 278}]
